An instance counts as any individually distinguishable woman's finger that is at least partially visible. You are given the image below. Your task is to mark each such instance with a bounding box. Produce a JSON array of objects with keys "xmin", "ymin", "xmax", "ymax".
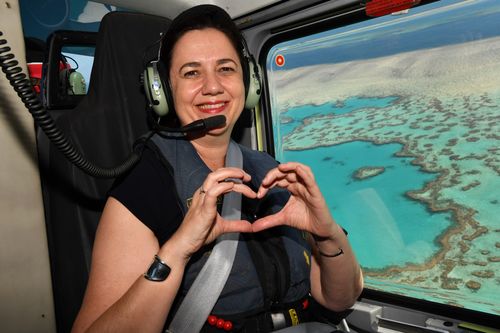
[
  {"xmin": 275, "ymin": 163, "xmax": 321, "ymax": 198},
  {"xmin": 199, "ymin": 181, "xmax": 234, "ymax": 207},
  {"xmin": 197, "ymin": 168, "xmax": 254, "ymax": 200},
  {"xmin": 291, "ymin": 164, "xmax": 318, "ymax": 190},
  {"xmin": 278, "ymin": 161, "xmax": 312, "ymax": 175},
  {"xmin": 204, "ymin": 181, "xmax": 257, "ymax": 199},
  {"xmin": 257, "ymin": 168, "xmax": 289, "ymax": 197},
  {"xmin": 260, "ymin": 162, "xmax": 313, "ymax": 188},
  {"xmin": 218, "ymin": 219, "xmax": 253, "ymax": 234},
  {"xmin": 257, "ymin": 166, "xmax": 311, "ymax": 198},
  {"xmin": 260, "ymin": 168, "xmax": 287, "ymax": 188},
  {"xmin": 231, "ymin": 183, "xmax": 258, "ymax": 199},
  {"xmin": 204, "ymin": 167, "xmax": 251, "ymax": 187}
]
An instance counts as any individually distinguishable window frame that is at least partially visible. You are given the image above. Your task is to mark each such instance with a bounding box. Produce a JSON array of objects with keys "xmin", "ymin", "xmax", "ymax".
[
  {"xmin": 44, "ymin": 30, "xmax": 97, "ymax": 110},
  {"xmin": 253, "ymin": 0, "xmax": 499, "ymax": 326}
]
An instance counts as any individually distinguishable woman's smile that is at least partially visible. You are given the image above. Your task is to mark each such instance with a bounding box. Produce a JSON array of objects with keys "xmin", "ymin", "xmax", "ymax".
[{"xmin": 196, "ymin": 101, "xmax": 228, "ymax": 114}]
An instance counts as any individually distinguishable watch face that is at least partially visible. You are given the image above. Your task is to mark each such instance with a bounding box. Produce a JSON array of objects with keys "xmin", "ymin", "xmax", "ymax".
[{"xmin": 144, "ymin": 255, "xmax": 171, "ymax": 281}]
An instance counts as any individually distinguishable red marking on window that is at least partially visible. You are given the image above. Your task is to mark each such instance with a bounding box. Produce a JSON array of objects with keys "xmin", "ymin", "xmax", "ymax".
[
  {"xmin": 275, "ymin": 54, "xmax": 285, "ymax": 67},
  {"xmin": 366, "ymin": 0, "xmax": 420, "ymax": 17}
]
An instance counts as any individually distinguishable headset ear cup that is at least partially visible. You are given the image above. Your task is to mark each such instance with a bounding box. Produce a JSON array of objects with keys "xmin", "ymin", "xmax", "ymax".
[
  {"xmin": 59, "ymin": 68, "xmax": 69, "ymax": 95},
  {"xmin": 244, "ymin": 59, "xmax": 262, "ymax": 110},
  {"xmin": 144, "ymin": 62, "xmax": 169, "ymax": 116},
  {"xmin": 68, "ymin": 70, "xmax": 86, "ymax": 95}
]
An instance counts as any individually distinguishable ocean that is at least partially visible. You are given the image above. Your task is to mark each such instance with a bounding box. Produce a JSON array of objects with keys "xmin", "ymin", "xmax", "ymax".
[{"xmin": 278, "ymin": 98, "xmax": 452, "ymax": 270}]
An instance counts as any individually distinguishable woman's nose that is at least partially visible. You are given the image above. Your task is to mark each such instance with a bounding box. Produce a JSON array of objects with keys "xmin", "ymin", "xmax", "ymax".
[{"xmin": 201, "ymin": 71, "xmax": 223, "ymax": 95}]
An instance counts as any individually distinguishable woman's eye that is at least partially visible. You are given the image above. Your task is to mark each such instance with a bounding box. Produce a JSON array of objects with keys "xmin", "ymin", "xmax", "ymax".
[
  {"xmin": 183, "ymin": 70, "xmax": 199, "ymax": 78},
  {"xmin": 219, "ymin": 66, "xmax": 235, "ymax": 73}
]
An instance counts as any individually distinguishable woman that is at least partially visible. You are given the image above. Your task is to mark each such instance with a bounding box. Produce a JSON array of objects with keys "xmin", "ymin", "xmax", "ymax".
[{"xmin": 72, "ymin": 5, "xmax": 363, "ymax": 333}]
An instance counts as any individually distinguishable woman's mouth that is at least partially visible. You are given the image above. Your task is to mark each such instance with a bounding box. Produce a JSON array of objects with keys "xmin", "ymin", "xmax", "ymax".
[{"xmin": 197, "ymin": 102, "xmax": 227, "ymax": 114}]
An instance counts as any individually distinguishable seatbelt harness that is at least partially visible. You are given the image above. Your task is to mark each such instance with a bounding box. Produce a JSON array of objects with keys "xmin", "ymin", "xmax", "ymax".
[{"xmin": 168, "ymin": 141, "xmax": 243, "ymax": 333}]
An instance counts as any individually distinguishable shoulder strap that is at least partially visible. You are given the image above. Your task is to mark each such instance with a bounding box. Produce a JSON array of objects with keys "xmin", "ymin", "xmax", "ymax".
[
  {"xmin": 149, "ymin": 136, "xmax": 210, "ymax": 214},
  {"xmin": 168, "ymin": 140, "xmax": 243, "ymax": 333}
]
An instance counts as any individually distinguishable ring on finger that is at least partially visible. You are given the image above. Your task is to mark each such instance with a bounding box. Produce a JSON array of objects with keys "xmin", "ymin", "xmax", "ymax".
[{"xmin": 200, "ymin": 187, "xmax": 206, "ymax": 195}]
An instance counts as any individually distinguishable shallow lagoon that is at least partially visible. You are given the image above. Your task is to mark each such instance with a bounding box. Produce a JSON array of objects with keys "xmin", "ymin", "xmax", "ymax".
[
  {"xmin": 284, "ymin": 139, "xmax": 451, "ymax": 269},
  {"xmin": 274, "ymin": 92, "xmax": 500, "ymax": 315}
]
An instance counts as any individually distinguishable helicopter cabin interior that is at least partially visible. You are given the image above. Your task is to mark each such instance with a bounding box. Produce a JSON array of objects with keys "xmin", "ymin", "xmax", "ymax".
[{"xmin": 0, "ymin": 0, "xmax": 499, "ymax": 332}]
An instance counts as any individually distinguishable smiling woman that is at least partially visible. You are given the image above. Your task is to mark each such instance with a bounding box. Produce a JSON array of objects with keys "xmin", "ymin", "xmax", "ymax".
[{"xmin": 70, "ymin": 4, "xmax": 362, "ymax": 333}]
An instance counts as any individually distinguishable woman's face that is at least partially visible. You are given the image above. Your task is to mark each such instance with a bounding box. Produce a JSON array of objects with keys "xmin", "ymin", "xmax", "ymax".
[{"xmin": 169, "ymin": 28, "xmax": 245, "ymax": 138}]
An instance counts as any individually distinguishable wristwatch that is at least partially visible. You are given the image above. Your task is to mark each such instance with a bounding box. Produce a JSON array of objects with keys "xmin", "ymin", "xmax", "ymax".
[{"xmin": 144, "ymin": 254, "xmax": 171, "ymax": 281}]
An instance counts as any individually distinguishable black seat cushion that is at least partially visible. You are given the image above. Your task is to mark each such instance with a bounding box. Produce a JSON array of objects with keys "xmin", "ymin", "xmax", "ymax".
[{"xmin": 37, "ymin": 11, "xmax": 170, "ymax": 333}]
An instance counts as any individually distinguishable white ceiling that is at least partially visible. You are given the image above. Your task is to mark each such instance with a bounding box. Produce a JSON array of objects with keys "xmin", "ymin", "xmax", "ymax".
[{"xmin": 92, "ymin": 0, "xmax": 282, "ymax": 20}]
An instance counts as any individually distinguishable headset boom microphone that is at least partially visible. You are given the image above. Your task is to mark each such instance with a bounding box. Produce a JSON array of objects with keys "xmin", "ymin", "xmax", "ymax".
[{"xmin": 155, "ymin": 115, "xmax": 226, "ymax": 137}]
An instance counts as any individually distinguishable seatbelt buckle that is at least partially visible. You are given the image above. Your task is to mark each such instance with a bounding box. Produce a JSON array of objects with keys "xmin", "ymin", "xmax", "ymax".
[
  {"xmin": 271, "ymin": 312, "xmax": 287, "ymax": 330},
  {"xmin": 271, "ymin": 307, "xmax": 301, "ymax": 330}
]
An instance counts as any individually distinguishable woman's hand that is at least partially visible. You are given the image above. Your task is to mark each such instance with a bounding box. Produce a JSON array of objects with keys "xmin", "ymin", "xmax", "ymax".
[
  {"xmin": 252, "ymin": 162, "xmax": 363, "ymax": 311},
  {"xmin": 168, "ymin": 167, "xmax": 256, "ymax": 260},
  {"xmin": 251, "ymin": 162, "xmax": 337, "ymax": 239}
]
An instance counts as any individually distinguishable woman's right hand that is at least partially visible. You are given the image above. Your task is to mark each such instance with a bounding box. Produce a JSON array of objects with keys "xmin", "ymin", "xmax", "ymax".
[{"xmin": 164, "ymin": 167, "xmax": 256, "ymax": 260}]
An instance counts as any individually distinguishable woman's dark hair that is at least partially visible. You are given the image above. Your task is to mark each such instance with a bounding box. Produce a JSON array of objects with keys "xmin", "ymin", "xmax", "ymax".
[{"xmin": 160, "ymin": 5, "xmax": 247, "ymax": 84}]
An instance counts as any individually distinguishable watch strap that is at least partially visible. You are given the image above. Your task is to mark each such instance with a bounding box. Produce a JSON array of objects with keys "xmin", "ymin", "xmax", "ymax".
[{"xmin": 144, "ymin": 254, "xmax": 171, "ymax": 281}]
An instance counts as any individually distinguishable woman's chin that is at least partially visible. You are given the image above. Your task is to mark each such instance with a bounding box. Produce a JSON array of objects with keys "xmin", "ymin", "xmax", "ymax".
[{"xmin": 206, "ymin": 125, "xmax": 232, "ymax": 138}]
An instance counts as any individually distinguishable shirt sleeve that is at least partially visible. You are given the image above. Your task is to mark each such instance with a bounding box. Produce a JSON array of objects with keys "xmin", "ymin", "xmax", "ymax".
[{"xmin": 109, "ymin": 147, "xmax": 183, "ymax": 245}]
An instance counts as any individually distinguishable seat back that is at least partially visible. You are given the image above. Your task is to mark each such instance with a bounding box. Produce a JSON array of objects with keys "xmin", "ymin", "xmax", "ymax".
[{"xmin": 36, "ymin": 11, "xmax": 170, "ymax": 333}]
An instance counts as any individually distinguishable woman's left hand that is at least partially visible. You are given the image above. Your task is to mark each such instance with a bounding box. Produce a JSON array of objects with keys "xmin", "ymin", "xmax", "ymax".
[
  {"xmin": 251, "ymin": 162, "xmax": 337, "ymax": 238},
  {"xmin": 253, "ymin": 162, "xmax": 364, "ymax": 311}
]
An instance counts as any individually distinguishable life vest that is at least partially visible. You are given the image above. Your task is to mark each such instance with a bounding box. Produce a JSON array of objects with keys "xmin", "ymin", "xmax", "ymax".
[{"xmin": 148, "ymin": 135, "xmax": 312, "ymax": 316}]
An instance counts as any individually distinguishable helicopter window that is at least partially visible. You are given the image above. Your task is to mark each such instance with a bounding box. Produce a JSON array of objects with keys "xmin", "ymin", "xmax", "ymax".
[
  {"xmin": 265, "ymin": 0, "xmax": 499, "ymax": 321},
  {"xmin": 43, "ymin": 30, "xmax": 97, "ymax": 109},
  {"xmin": 19, "ymin": 0, "xmax": 123, "ymax": 108}
]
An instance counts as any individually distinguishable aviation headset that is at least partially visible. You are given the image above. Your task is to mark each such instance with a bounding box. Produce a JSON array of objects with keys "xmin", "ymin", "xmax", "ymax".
[
  {"xmin": 59, "ymin": 55, "xmax": 86, "ymax": 95},
  {"xmin": 143, "ymin": 10, "xmax": 263, "ymax": 117},
  {"xmin": 60, "ymin": 68, "xmax": 86, "ymax": 95}
]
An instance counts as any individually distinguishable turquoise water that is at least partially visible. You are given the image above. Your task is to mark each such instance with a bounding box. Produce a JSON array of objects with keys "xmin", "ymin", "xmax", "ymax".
[
  {"xmin": 280, "ymin": 96, "xmax": 399, "ymax": 137},
  {"xmin": 278, "ymin": 96, "xmax": 452, "ymax": 270},
  {"xmin": 284, "ymin": 142, "xmax": 452, "ymax": 269}
]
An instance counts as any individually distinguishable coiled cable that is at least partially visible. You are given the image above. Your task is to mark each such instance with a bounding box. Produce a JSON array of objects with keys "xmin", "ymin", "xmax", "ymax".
[{"xmin": 0, "ymin": 31, "xmax": 140, "ymax": 178}]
